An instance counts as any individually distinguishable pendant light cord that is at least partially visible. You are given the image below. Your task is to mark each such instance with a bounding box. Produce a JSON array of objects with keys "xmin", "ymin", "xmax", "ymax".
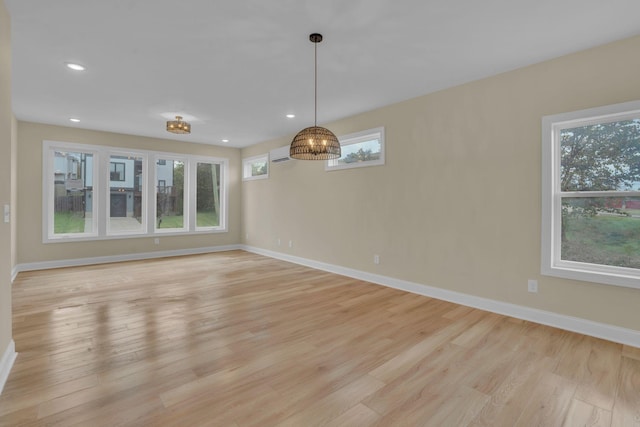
[{"xmin": 314, "ymin": 40, "xmax": 318, "ymax": 127}]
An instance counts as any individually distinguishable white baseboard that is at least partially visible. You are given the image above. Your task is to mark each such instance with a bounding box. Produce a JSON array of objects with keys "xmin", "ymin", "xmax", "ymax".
[
  {"xmin": 15, "ymin": 244, "xmax": 243, "ymax": 274},
  {"xmin": 11, "ymin": 266, "xmax": 18, "ymax": 284},
  {"xmin": 242, "ymin": 245, "xmax": 640, "ymax": 348},
  {"xmin": 0, "ymin": 340, "xmax": 17, "ymax": 395}
]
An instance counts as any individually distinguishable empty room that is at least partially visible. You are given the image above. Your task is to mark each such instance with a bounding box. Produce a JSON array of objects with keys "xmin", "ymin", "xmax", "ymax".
[{"xmin": 1, "ymin": 1, "xmax": 640, "ymax": 426}]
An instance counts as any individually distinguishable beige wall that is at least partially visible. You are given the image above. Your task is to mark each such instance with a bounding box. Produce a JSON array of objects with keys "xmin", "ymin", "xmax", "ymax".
[
  {"xmin": 242, "ymin": 35, "xmax": 640, "ymax": 331},
  {"xmin": 0, "ymin": 0, "xmax": 13, "ymax": 357},
  {"xmin": 17, "ymin": 122, "xmax": 242, "ymax": 264}
]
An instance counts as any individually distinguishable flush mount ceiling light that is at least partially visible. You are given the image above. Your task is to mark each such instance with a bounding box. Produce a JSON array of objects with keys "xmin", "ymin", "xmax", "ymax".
[
  {"xmin": 290, "ymin": 33, "xmax": 341, "ymax": 160},
  {"xmin": 166, "ymin": 115, "xmax": 191, "ymax": 134}
]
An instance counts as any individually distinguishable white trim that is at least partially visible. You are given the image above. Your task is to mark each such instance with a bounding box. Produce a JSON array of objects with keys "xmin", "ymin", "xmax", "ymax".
[
  {"xmin": 193, "ymin": 157, "xmax": 229, "ymax": 233},
  {"xmin": 326, "ymin": 126, "xmax": 385, "ymax": 171},
  {"xmin": 11, "ymin": 266, "xmax": 18, "ymax": 283},
  {"xmin": 106, "ymin": 150, "xmax": 148, "ymax": 237},
  {"xmin": 0, "ymin": 340, "xmax": 17, "ymax": 395},
  {"xmin": 43, "ymin": 141, "xmax": 100, "ymax": 242},
  {"xmin": 42, "ymin": 140, "xmax": 229, "ymax": 243},
  {"xmin": 242, "ymin": 153, "xmax": 269, "ymax": 181},
  {"xmin": 243, "ymin": 245, "xmax": 640, "ymax": 348},
  {"xmin": 15, "ymin": 244, "xmax": 242, "ymax": 273},
  {"xmin": 541, "ymin": 100, "xmax": 640, "ymax": 289},
  {"xmin": 153, "ymin": 155, "xmax": 188, "ymax": 234}
]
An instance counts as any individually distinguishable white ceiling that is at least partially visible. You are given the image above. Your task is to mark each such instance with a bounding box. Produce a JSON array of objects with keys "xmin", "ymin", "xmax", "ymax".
[{"xmin": 6, "ymin": 0, "xmax": 640, "ymax": 148}]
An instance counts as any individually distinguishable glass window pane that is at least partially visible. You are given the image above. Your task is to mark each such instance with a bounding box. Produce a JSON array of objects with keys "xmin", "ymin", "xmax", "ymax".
[
  {"xmin": 196, "ymin": 162, "xmax": 220, "ymax": 228},
  {"xmin": 561, "ymin": 197, "xmax": 640, "ymax": 268},
  {"xmin": 250, "ymin": 161, "xmax": 267, "ymax": 177},
  {"xmin": 326, "ymin": 128, "xmax": 385, "ymax": 170},
  {"xmin": 53, "ymin": 150, "xmax": 94, "ymax": 235},
  {"xmin": 337, "ymin": 138, "xmax": 382, "ymax": 166},
  {"xmin": 109, "ymin": 154, "xmax": 144, "ymax": 233},
  {"xmin": 560, "ymin": 119, "xmax": 640, "ymax": 192},
  {"xmin": 156, "ymin": 159, "xmax": 185, "ymax": 229},
  {"xmin": 242, "ymin": 155, "xmax": 268, "ymax": 180}
]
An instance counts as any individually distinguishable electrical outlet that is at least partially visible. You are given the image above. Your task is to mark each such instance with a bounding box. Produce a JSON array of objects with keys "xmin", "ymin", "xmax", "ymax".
[
  {"xmin": 3, "ymin": 205, "xmax": 9, "ymax": 223},
  {"xmin": 277, "ymin": 238, "xmax": 281, "ymax": 246},
  {"xmin": 528, "ymin": 279, "xmax": 538, "ymax": 293},
  {"xmin": 289, "ymin": 240, "xmax": 293, "ymax": 248},
  {"xmin": 374, "ymin": 254, "xmax": 380, "ymax": 265},
  {"xmin": 154, "ymin": 238, "xmax": 159, "ymax": 245}
]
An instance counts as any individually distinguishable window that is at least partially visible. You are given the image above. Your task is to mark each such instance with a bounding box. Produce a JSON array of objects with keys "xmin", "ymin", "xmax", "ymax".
[
  {"xmin": 155, "ymin": 158, "xmax": 185, "ymax": 232},
  {"xmin": 43, "ymin": 141, "xmax": 228, "ymax": 242},
  {"xmin": 108, "ymin": 153, "xmax": 145, "ymax": 235},
  {"xmin": 110, "ymin": 162, "xmax": 125, "ymax": 181},
  {"xmin": 326, "ymin": 127, "xmax": 385, "ymax": 171},
  {"xmin": 45, "ymin": 147, "xmax": 97, "ymax": 239},
  {"xmin": 195, "ymin": 162, "xmax": 221, "ymax": 229},
  {"xmin": 242, "ymin": 154, "xmax": 269, "ymax": 180},
  {"xmin": 542, "ymin": 100, "xmax": 640, "ymax": 288}
]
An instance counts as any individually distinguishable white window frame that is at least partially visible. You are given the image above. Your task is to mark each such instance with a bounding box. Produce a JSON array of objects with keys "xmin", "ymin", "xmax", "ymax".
[
  {"xmin": 326, "ymin": 127, "xmax": 385, "ymax": 171},
  {"xmin": 106, "ymin": 150, "xmax": 148, "ymax": 237},
  {"xmin": 242, "ymin": 153, "xmax": 269, "ymax": 181},
  {"xmin": 153, "ymin": 155, "xmax": 188, "ymax": 234},
  {"xmin": 191, "ymin": 156, "xmax": 228, "ymax": 232},
  {"xmin": 43, "ymin": 140, "xmax": 228, "ymax": 243},
  {"xmin": 43, "ymin": 141, "xmax": 100, "ymax": 241},
  {"xmin": 541, "ymin": 100, "xmax": 640, "ymax": 289}
]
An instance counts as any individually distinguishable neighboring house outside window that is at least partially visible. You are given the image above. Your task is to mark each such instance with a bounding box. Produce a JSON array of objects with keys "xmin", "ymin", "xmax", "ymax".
[
  {"xmin": 43, "ymin": 140, "xmax": 228, "ymax": 242},
  {"xmin": 110, "ymin": 162, "xmax": 125, "ymax": 181}
]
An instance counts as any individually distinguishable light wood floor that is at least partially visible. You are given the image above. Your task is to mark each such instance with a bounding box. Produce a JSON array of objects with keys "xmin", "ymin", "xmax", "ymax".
[{"xmin": 1, "ymin": 251, "xmax": 639, "ymax": 426}]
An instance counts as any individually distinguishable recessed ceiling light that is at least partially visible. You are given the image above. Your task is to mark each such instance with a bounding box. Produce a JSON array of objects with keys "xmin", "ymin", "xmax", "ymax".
[
  {"xmin": 65, "ymin": 62, "xmax": 86, "ymax": 71},
  {"xmin": 221, "ymin": 139, "xmax": 229, "ymax": 143},
  {"xmin": 69, "ymin": 118, "xmax": 80, "ymax": 122},
  {"xmin": 286, "ymin": 114, "xmax": 295, "ymax": 118}
]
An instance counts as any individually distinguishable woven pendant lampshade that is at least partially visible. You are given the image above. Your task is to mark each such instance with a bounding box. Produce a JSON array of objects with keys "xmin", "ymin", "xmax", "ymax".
[
  {"xmin": 290, "ymin": 126, "xmax": 341, "ymax": 160},
  {"xmin": 290, "ymin": 33, "xmax": 341, "ymax": 160}
]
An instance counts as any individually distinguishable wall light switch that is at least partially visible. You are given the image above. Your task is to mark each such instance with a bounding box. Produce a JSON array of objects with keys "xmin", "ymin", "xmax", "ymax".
[{"xmin": 3, "ymin": 204, "xmax": 9, "ymax": 223}]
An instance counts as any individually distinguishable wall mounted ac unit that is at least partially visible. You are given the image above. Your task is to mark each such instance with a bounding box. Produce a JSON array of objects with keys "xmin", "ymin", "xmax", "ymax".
[{"xmin": 270, "ymin": 145, "xmax": 291, "ymax": 163}]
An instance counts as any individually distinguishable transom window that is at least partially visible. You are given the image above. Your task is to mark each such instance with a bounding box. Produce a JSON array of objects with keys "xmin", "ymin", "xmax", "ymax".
[
  {"xmin": 242, "ymin": 154, "xmax": 269, "ymax": 180},
  {"xmin": 326, "ymin": 127, "xmax": 385, "ymax": 171},
  {"xmin": 43, "ymin": 140, "xmax": 228, "ymax": 242},
  {"xmin": 542, "ymin": 100, "xmax": 640, "ymax": 288}
]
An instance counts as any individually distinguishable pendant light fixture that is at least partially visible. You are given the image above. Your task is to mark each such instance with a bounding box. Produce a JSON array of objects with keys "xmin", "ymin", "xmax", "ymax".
[
  {"xmin": 166, "ymin": 115, "xmax": 191, "ymax": 134},
  {"xmin": 290, "ymin": 33, "xmax": 341, "ymax": 160}
]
